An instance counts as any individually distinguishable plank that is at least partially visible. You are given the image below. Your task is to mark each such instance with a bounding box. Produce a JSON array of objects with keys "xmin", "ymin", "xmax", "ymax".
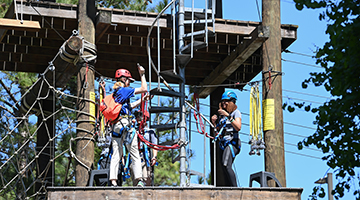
[
  {"xmin": 47, "ymin": 187, "xmax": 303, "ymax": 200},
  {"xmin": 0, "ymin": 18, "xmax": 41, "ymax": 31}
]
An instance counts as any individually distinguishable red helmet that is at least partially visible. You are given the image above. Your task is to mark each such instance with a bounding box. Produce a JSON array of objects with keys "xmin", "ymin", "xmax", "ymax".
[{"xmin": 115, "ymin": 69, "xmax": 135, "ymax": 82}]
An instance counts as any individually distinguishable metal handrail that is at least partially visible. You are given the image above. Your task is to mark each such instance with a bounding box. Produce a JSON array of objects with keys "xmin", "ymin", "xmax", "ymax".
[{"xmin": 146, "ymin": 0, "xmax": 177, "ymax": 92}]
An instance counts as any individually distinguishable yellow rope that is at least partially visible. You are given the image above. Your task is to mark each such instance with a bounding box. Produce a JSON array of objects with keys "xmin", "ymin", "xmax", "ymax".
[
  {"xmin": 250, "ymin": 85, "xmax": 262, "ymax": 141},
  {"xmin": 99, "ymin": 81, "xmax": 106, "ymax": 138}
]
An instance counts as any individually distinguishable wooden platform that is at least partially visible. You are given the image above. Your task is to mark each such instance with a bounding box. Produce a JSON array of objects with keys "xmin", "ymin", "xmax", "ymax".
[
  {"xmin": 0, "ymin": 0, "xmax": 298, "ymax": 98},
  {"xmin": 47, "ymin": 186, "xmax": 303, "ymax": 200}
]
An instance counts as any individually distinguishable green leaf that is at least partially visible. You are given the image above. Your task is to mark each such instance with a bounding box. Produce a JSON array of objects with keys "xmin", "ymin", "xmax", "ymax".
[
  {"xmin": 295, "ymin": 3, "xmax": 304, "ymax": 10},
  {"xmin": 297, "ymin": 142, "xmax": 303, "ymax": 150},
  {"xmin": 302, "ymin": 81, "xmax": 308, "ymax": 89},
  {"xmin": 287, "ymin": 105, "xmax": 295, "ymax": 112}
]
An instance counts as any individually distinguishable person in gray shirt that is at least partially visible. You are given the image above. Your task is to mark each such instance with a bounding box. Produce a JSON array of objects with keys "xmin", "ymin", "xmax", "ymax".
[{"xmin": 211, "ymin": 90, "xmax": 242, "ymax": 187}]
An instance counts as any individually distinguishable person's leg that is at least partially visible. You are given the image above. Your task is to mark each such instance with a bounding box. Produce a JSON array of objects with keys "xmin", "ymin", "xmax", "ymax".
[
  {"xmin": 222, "ymin": 145, "xmax": 239, "ymax": 187},
  {"xmin": 109, "ymin": 137, "xmax": 122, "ymax": 186},
  {"xmin": 129, "ymin": 133, "xmax": 143, "ymax": 186},
  {"xmin": 141, "ymin": 157, "xmax": 152, "ymax": 186}
]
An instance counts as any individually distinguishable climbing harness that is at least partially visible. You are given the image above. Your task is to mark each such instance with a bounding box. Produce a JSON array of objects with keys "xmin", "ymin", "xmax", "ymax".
[
  {"xmin": 249, "ymin": 84, "xmax": 265, "ymax": 156},
  {"xmin": 213, "ymin": 117, "xmax": 227, "ymax": 142}
]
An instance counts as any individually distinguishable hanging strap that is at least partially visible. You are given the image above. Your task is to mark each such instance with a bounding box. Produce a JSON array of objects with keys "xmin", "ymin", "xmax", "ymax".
[
  {"xmin": 214, "ymin": 118, "xmax": 227, "ymax": 142},
  {"xmin": 143, "ymin": 144, "xmax": 151, "ymax": 167},
  {"xmin": 123, "ymin": 152, "xmax": 131, "ymax": 179}
]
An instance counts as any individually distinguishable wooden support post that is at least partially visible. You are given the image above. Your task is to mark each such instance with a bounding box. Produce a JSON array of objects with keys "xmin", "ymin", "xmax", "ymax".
[
  {"xmin": 262, "ymin": 0, "xmax": 286, "ymax": 187},
  {"xmin": 209, "ymin": 87, "xmax": 224, "ymax": 186},
  {"xmin": 75, "ymin": 0, "xmax": 96, "ymax": 186},
  {"xmin": 95, "ymin": 10, "xmax": 111, "ymax": 44},
  {"xmin": 21, "ymin": 36, "xmax": 82, "ymax": 115},
  {"xmin": 35, "ymin": 99, "xmax": 55, "ymax": 194},
  {"xmin": 215, "ymin": 0, "xmax": 222, "ymax": 18}
]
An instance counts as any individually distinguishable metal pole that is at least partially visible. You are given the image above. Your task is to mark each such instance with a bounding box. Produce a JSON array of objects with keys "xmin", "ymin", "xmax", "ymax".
[
  {"xmin": 203, "ymin": 122, "xmax": 206, "ymax": 183},
  {"xmin": 213, "ymin": 133, "xmax": 216, "ymax": 186},
  {"xmin": 178, "ymin": 0, "xmax": 187, "ymax": 187},
  {"xmin": 328, "ymin": 173, "xmax": 333, "ymax": 200},
  {"xmin": 179, "ymin": 67, "xmax": 186, "ymax": 186}
]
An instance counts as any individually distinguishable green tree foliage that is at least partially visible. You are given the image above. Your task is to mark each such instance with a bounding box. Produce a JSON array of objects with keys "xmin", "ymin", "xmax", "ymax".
[
  {"xmin": 0, "ymin": 0, "xmax": 12, "ymax": 18},
  {"xmin": 148, "ymin": 0, "xmax": 169, "ymax": 13},
  {"xmin": 0, "ymin": 72, "xmax": 38, "ymax": 198},
  {"xmin": 291, "ymin": 0, "xmax": 360, "ymax": 199}
]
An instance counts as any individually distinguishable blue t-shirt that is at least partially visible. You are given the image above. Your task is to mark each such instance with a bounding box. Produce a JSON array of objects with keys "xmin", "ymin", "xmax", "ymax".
[{"xmin": 113, "ymin": 87, "xmax": 135, "ymax": 115}]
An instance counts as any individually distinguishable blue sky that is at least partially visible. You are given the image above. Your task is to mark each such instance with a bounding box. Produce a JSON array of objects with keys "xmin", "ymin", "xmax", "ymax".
[{"xmin": 147, "ymin": 0, "xmax": 344, "ymax": 199}]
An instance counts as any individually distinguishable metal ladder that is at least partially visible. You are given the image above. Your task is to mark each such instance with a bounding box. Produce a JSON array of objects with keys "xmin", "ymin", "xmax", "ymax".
[{"xmin": 146, "ymin": 0, "xmax": 215, "ymax": 187}]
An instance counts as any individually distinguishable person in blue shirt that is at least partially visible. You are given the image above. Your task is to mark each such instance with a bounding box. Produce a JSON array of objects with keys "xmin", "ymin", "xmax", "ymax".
[
  {"xmin": 109, "ymin": 65, "xmax": 149, "ymax": 187},
  {"xmin": 211, "ymin": 90, "xmax": 242, "ymax": 187}
]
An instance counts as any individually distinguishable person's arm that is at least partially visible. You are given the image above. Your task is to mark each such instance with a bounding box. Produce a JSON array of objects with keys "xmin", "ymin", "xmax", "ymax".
[
  {"xmin": 150, "ymin": 130, "xmax": 158, "ymax": 166},
  {"xmin": 130, "ymin": 93, "xmax": 151, "ymax": 109},
  {"xmin": 130, "ymin": 98, "xmax": 141, "ymax": 109},
  {"xmin": 231, "ymin": 117, "xmax": 241, "ymax": 132},
  {"xmin": 151, "ymin": 149, "xmax": 158, "ymax": 166},
  {"xmin": 217, "ymin": 109, "xmax": 241, "ymax": 131},
  {"xmin": 134, "ymin": 64, "xmax": 147, "ymax": 94},
  {"xmin": 211, "ymin": 114, "xmax": 219, "ymax": 129}
]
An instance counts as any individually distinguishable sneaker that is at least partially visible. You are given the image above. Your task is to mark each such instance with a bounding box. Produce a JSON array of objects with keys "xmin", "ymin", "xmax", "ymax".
[
  {"xmin": 137, "ymin": 180, "xmax": 145, "ymax": 187},
  {"xmin": 111, "ymin": 180, "xmax": 118, "ymax": 187}
]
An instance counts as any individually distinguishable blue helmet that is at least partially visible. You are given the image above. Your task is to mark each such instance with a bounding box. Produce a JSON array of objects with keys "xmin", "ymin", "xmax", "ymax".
[{"xmin": 221, "ymin": 91, "xmax": 237, "ymax": 101}]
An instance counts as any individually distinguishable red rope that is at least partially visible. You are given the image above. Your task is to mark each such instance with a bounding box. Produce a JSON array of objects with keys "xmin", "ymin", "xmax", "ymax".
[
  {"xmin": 139, "ymin": 93, "xmax": 146, "ymax": 134},
  {"xmin": 85, "ymin": 63, "xmax": 89, "ymax": 87},
  {"xmin": 268, "ymin": 70, "xmax": 272, "ymax": 90},
  {"xmin": 193, "ymin": 93, "xmax": 214, "ymax": 139},
  {"xmin": 137, "ymin": 132, "xmax": 180, "ymax": 151}
]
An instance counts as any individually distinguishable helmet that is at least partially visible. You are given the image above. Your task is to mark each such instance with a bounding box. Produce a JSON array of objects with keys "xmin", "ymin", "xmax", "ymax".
[
  {"xmin": 221, "ymin": 91, "xmax": 237, "ymax": 101},
  {"xmin": 115, "ymin": 69, "xmax": 135, "ymax": 82}
]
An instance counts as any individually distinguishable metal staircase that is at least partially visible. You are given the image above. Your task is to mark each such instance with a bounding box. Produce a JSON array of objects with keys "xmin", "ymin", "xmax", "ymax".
[{"xmin": 146, "ymin": 0, "xmax": 215, "ymax": 186}]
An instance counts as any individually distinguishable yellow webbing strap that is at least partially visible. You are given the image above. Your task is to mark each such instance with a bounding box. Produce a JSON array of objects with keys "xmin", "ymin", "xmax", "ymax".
[
  {"xmin": 99, "ymin": 81, "xmax": 106, "ymax": 138},
  {"xmin": 250, "ymin": 85, "xmax": 262, "ymax": 141}
]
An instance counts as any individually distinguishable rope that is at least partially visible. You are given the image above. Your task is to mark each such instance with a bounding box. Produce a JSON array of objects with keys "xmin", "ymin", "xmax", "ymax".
[
  {"xmin": 193, "ymin": 93, "xmax": 213, "ymax": 139},
  {"xmin": 97, "ymin": 79, "xmax": 106, "ymax": 139},
  {"xmin": 137, "ymin": 132, "xmax": 180, "ymax": 151},
  {"xmin": 249, "ymin": 84, "xmax": 262, "ymax": 141},
  {"xmin": 249, "ymin": 84, "xmax": 265, "ymax": 155}
]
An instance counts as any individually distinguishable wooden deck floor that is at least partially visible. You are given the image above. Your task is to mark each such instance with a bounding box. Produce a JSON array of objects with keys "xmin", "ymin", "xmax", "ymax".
[{"xmin": 47, "ymin": 186, "xmax": 303, "ymax": 200}]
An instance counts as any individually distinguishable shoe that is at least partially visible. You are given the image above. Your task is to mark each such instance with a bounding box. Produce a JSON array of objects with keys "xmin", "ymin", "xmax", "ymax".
[
  {"xmin": 111, "ymin": 180, "xmax": 118, "ymax": 187},
  {"xmin": 137, "ymin": 180, "xmax": 145, "ymax": 187}
]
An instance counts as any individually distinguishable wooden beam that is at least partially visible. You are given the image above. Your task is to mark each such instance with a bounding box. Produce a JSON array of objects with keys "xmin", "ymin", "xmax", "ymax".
[
  {"xmin": 47, "ymin": 187, "xmax": 303, "ymax": 200},
  {"xmin": 16, "ymin": 2, "xmax": 297, "ymax": 39},
  {"xmin": 95, "ymin": 10, "xmax": 111, "ymax": 44},
  {"xmin": 0, "ymin": 18, "xmax": 41, "ymax": 31},
  {"xmin": 197, "ymin": 25, "xmax": 269, "ymax": 98},
  {"xmin": 112, "ymin": 14, "xmax": 167, "ymax": 27}
]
